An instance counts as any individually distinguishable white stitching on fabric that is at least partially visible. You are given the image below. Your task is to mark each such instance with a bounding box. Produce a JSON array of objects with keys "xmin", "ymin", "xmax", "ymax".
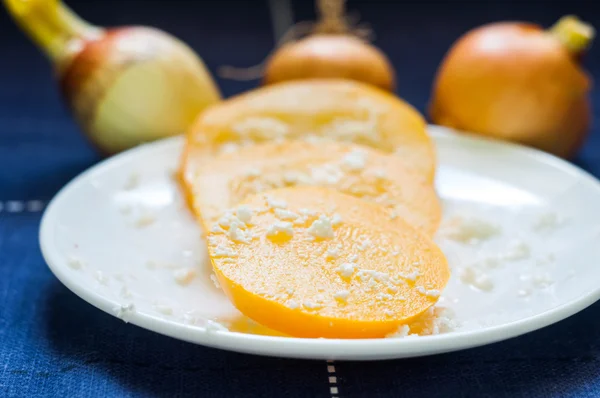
[
  {"xmin": 0, "ymin": 200, "xmax": 45, "ymax": 213},
  {"xmin": 327, "ymin": 360, "xmax": 339, "ymax": 397}
]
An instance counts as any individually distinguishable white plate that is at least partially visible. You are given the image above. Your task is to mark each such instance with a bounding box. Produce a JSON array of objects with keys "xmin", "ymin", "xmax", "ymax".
[{"xmin": 40, "ymin": 126, "xmax": 600, "ymax": 360}]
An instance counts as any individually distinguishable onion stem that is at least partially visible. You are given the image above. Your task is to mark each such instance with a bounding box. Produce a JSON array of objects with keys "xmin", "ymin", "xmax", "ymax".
[
  {"xmin": 3, "ymin": 0, "xmax": 101, "ymax": 62},
  {"xmin": 550, "ymin": 15, "xmax": 595, "ymax": 55}
]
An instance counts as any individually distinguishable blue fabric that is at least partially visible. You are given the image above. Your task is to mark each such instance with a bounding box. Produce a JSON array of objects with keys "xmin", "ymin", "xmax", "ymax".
[{"xmin": 1, "ymin": 0, "xmax": 600, "ymax": 396}]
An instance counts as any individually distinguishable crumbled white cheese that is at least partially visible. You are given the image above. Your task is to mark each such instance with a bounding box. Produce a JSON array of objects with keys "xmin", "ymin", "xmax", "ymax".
[
  {"xmin": 228, "ymin": 221, "xmax": 251, "ymax": 243},
  {"xmin": 532, "ymin": 273, "xmax": 554, "ymax": 288},
  {"xmin": 236, "ymin": 205, "xmax": 253, "ymax": 223},
  {"xmin": 113, "ymin": 303, "xmax": 135, "ymax": 323},
  {"xmin": 287, "ymin": 299, "xmax": 300, "ymax": 309},
  {"xmin": 358, "ymin": 238, "xmax": 371, "ymax": 251},
  {"xmin": 205, "ymin": 320, "xmax": 229, "ymax": 332},
  {"xmin": 503, "ymin": 240, "xmax": 531, "ymax": 261},
  {"xmin": 376, "ymin": 292, "xmax": 393, "ymax": 301},
  {"xmin": 441, "ymin": 216, "xmax": 501, "ymax": 244},
  {"xmin": 326, "ymin": 245, "xmax": 341, "ymax": 260},
  {"xmin": 386, "ymin": 324, "xmax": 411, "ymax": 338},
  {"xmin": 135, "ymin": 214, "xmax": 156, "ymax": 228},
  {"xmin": 399, "ymin": 270, "xmax": 420, "ymax": 281},
  {"xmin": 210, "ymin": 224, "xmax": 226, "ymax": 234},
  {"xmin": 243, "ymin": 167, "xmax": 261, "ymax": 178},
  {"xmin": 348, "ymin": 254, "xmax": 359, "ymax": 262},
  {"xmin": 67, "ymin": 255, "xmax": 84, "ymax": 270},
  {"xmin": 459, "ymin": 267, "xmax": 494, "ymax": 292},
  {"xmin": 266, "ymin": 196, "xmax": 287, "ymax": 209},
  {"xmin": 389, "ymin": 211, "xmax": 398, "ymax": 220},
  {"xmin": 337, "ymin": 263, "xmax": 356, "ymax": 278},
  {"xmin": 154, "ymin": 304, "xmax": 173, "ymax": 315},
  {"xmin": 416, "ymin": 286, "xmax": 441, "ymax": 298},
  {"xmin": 173, "ymin": 268, "xmax": 197, "ymax": 286},
  {"xmin": 532, "ymin": 211, "xmax": 566, "ymax": 232},
  {"xmin": 369, "ymin": 168, "xmax": 388, "ymax": 180},
  {"xmin": 274, "ymin": 208, "xmax": 299, "ymax": 221},
  {"xmin": 209, "ymin": 273, "xmax": 221, "ymax": 289},
  {"xmin": 266, "ymin": 221, "xmax": 294, "ymax": 239},
  {"xmin": 95, "ymin": 270, "xmax": 109, "ymax": 286},
  {"xmin": 302, "ymin": 300, "xmax": 322, "ymax": 310},
  {"xmin": 342, "ymin": 149, "xmax": 367, "ymax": 171},
  {"xmin": 310, "ymin": 164, "xmax": 343, "ymax": 185},
  {"xmin": 307, "ymin": 215, "xmax": 334, "ymax": 239},
  {"xmin": 213, "ymin": 244, "xmax": 237, "ymax": 258},
  {"xmin": 232, "ymin": 117, "xmax": 289, "ymax": 139},
  {"xmin": 331, "ymin": 213, "xmax": 343, "ymax": 226},
  {"xmin": 334, "ymin": 290, "xmax": 350, "ymax": 302},
  {"xmin": 357, "ymin": 269, "xmax": 389, "ymax": 283}
]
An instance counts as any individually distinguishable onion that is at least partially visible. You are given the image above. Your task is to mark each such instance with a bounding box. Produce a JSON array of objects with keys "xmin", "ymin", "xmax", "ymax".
[
  {"xmin": 4, "ymin": 0, "xmax": 221, "ymax": 155},
  {"xmin": 429, "ymin": 15, "xmax": 595, "ymax": 158},
  {"xmin": 220, "ymin": 0, "xmax": 396, "ymax": 92}
]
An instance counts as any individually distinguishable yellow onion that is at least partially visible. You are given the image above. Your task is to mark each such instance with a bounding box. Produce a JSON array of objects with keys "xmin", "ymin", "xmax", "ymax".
[
  {"xmin": 4, "ymin": 0, "xmax": 221, "ymax": 155},
  {"xmin": 429, "ymin": 15, "xmax": 595, "ymax": 158},
  {"xmin": 220, "ymin": 0, "xmax": 396, "ymax": 92}
]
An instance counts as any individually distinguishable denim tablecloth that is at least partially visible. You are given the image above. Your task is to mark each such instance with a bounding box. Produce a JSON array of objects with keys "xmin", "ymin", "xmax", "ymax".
[{"xmin": 2, "ymin": 1, "xmax": 600, "ymax": 397}]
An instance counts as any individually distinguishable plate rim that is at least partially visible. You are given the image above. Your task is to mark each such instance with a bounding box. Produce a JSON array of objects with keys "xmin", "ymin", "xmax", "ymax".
[{"xmin": 39, "ymin": 126, "xmax": 600, "ymax": 360}]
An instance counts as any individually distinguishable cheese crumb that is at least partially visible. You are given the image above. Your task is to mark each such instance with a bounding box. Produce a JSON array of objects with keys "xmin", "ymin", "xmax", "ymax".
[
  {"xmin": 95, "ymin": 270, "xmax": 109, "ymax": 286},
  {"xmin": 533, "ymin": 211, "xmax": 566, "ymax": 232},
  {"xmin": 113, "ymin": 303, "xmax": 135, "ymax": 323},
  {"xmin": 211, "ymin": 224, "xmax": 226, "ymax": 234},
  {"xmin": 416, "ymin": 286, "xmax": 441, "ymax": 298},
  {"xmin": 503, "ymin": 240, "xmax": 531, "ymax": 261},
  {"xmin": 287, "ymin": 299, "xmax": 300, "ymax": 309},
  {"xmin": 135, "ymin": 214, "xmax": 156, "ymax": 228},
  {"xmin": 67, "ymin": 255, "xmax": 84, "ymax": 270},
  {"xmin": 243, "ymin": 167, "xmax": 261, "ymax": 178},
  {"xmin": 331, "ymin": 213, "xmax": 343, "ymax": 226},
  {"xmin": 358, "ymin": 238, "xmax": 371, "ymax": 251},
  {"xmin": 337, "ymin": 263, "xmax": 356, "ymax": 278},
  {"xmin": 307, "ymin": 215, "xmax": 334, "ymax": 239},
  {"xmin": 459, "ymin": 267, "xmax": 494, "ymax": 292},
  {"xmin": 209, "ymin": 273, "xmax": 221, "ymax": 289},
  {"xmin": 441, "ymin": 216, "xmax": 501, "ymax": 243},
  {"xmin": 213, "ymin": 244, "xmax": 237, "ymax": 258},
  {"xmin": 303, "ymin": 300, "xmax": 322, "ymax": 310},
  {"xmin": 154, "ymin": 304, "xmax": 173, "ymax": 315},
  {"xmin": 326, "ymin": 245, "xmax": 341, "ymax": 260},
  {"xmin": 342, "ymin": 149, "xmax": 367, "ymax": 171},
  {"xmin": 173, "ymin": 268, "xmax": 197, "ymax": 286},
  {"xmin": 205, "ymin": 320, "xmax": 229, "ymax": 332},
  {"xmin": 399, "ymin": 270, "xmax": 420, "ymax": 281},
  {"xmin": 236, "ymin": 205, "xmax": 253, "ymax": 223},
  {"xmin": 267, "ymin": 221, "xmax": 294, "ymax": 239},
  {"xmin": 386, "ymin": 324, "xmax": 411, "ymax": 338},
  {"xmin": 274, "ymin": 208, "xmax": 299, "ymax": 221},
  {"xmin": 228, "ymin": 222, "xmax": 251, "ymax": 243},
  {"xmin": 334, "ymin": 290, "xmax": 350, "ymax": 302},
  {"xmin": 266, "ymin": 196, "xmax": 287, "ymax": 209},
  {"xmin": 310, "ymin": 164, "xmax": 343, "ymax": 184}
]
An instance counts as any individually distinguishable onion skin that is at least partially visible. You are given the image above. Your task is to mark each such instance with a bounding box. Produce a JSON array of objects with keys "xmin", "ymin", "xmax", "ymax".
[
  {"xmin": 429, "ymin": 21, "xmax": 593, "ymax": 158},
  {"xmin": 263, "ymin": 34, "xmax": 396, "ymax": 92}
]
